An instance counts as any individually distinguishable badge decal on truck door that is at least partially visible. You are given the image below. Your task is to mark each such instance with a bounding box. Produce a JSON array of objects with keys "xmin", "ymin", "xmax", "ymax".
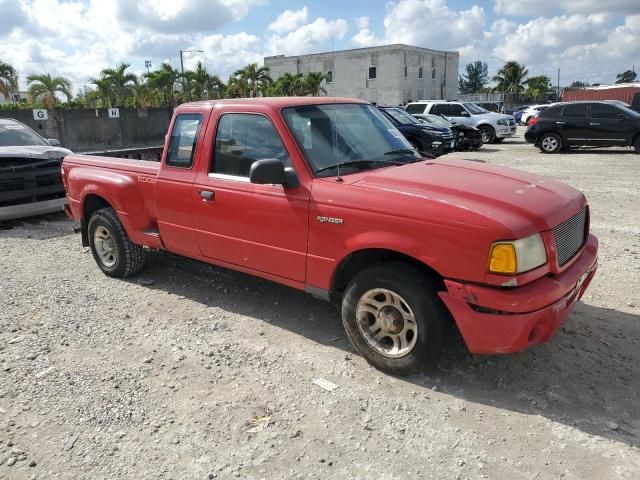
[
  {"xmin": 316, "ymin": 216, "xmax": 344, "ymax": 225},
  {"xmin": 138, "ymin": 176, "xmax": 156, "ymax": 184}
]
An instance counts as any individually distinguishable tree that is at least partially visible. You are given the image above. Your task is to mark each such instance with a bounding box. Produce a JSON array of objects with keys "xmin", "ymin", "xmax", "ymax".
[
  {"xmin": 303, "ymin": 72, "xmax": 327, "ymax": 96},
  {"xmin": 524, "ymin": 75, "xmax": 552, "ymax": 100},
  {"xmin": 492, "ymin": 61, "xmax": 528, "ymax": 100},
  {"xmin": 183, "ymin": 61, "xmax": 225, "ymax": 101},
  {"xmin": 267, "ymin": 72, "xmax": 305, "ymax": 96},
  {"xmin": 99, "ymin": 63, "xmax": 137, "ymax": 106},
  {"xmin": 144, "ymin": 63, "xmax": 180, "ymax": 106},
  {"xmin": 615, "ymin": 70, "xmax": 637, "ymax": 84},
  {"xmin": 458, "ymin": 61, "xmax": 488, "ymax": 94},
  {"xmin": 232, "ymin": 63, "xmax": 272, "ymax": 97},
  {"xmin": 27, "ymin": 73, "xmax": 72, "ymax": 108},
  {"xmin": 0, "ymin": 60, "xmax": 19, "ymax": 101},
  {"xmin": 568, "ymin": 80, "xmax": 590, "ymax": 89},
  {"xmin": 89, "ymin": 77, "xmax": 115, "ymax": 107}
]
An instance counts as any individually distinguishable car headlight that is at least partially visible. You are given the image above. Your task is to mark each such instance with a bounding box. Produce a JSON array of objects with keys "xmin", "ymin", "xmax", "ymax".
[
  {"xmin": 496, "ymin": 119, "xmax": 508, "ymax": 126},
  {"xmin": 488, "ymin": 233, "xmax": 547, "ymax": 274}
]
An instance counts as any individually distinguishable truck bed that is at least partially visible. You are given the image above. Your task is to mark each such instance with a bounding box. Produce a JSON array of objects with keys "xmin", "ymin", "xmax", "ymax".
[{"xmin": 63, "ymin": 154, "xmax": 160, "ymax": 175}]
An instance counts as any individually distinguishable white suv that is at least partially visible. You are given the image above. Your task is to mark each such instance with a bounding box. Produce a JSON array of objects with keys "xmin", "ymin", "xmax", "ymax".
[{"xmin": 406, "ymin": 101, "xmax": 517, "ymax": 144}]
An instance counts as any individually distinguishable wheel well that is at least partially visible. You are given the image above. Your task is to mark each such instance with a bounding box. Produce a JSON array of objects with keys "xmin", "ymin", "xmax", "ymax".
[
  {"xmin": 331, "ymin": 249, "xmax": 445, "ymax": 299},
  {"xmin": 81, "ymin": 194, "xmax": 112, "ymax": 247}
]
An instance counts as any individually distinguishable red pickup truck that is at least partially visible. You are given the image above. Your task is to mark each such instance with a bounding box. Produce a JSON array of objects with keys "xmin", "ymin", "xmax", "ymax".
[{"xmin": 63, "ymin": 97, "xmax": 598, "ymax": 374}]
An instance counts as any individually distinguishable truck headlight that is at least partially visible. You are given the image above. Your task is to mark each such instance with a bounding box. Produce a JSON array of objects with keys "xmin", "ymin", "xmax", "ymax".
[{"xmin": 488, "ymin": 233, "xmax": 547, "ymax": 274}]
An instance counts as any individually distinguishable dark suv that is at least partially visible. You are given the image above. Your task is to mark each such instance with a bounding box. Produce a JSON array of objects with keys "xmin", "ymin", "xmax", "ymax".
[{"xmin": 525, "ymin": 101, "xmax": 640, "ymax": 154}]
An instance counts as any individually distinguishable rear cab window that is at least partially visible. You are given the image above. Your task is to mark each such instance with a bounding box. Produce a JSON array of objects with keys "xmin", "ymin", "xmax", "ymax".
[
  {"xmin": 166, "ymin": 114, "xmax": 203, "ymax": 168},
  {"xmin": 429, "ymin": 104, "xmax": 449, "ymax": 115},
  {"xmin": 211, "ymin": 113, "xmax": 291, "ymax": 179}
]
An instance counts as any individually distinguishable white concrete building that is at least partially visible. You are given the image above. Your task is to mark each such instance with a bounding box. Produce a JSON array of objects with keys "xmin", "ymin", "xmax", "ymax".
[{"xmin": 264, "ymin": 44, "xmax": 459, "ymax": 106}]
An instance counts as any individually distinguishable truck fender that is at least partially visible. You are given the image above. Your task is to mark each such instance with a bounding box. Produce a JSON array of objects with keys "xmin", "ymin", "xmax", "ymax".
[{"xmin": 69, "ymin": 167, "xmax": 150, "ymax": 244}]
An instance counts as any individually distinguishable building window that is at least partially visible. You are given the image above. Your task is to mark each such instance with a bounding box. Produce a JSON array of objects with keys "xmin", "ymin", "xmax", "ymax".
[
  {"xmin": 326, "ymin": 70, "xmax": 333, "ymax": 83},
  {"xmin": 418, "ymin": 67, "xmax": 423, "ymax": 79},
  {"xmin": 368, "ymin": 66, "xmax": 377, "ymax": 79},
  {"xmin": 404, "ymin": 66, "xmax": 407, "ymax": 78}
]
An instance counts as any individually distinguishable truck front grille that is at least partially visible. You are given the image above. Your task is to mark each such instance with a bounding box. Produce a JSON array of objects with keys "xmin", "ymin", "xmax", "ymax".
[
  {"xmin": 0, "ymin": 157, "xmax": 65, "ymax": 208},
  {"xmin": 552, "ymin": 207, "xmax": 587, "ymax": 266}
]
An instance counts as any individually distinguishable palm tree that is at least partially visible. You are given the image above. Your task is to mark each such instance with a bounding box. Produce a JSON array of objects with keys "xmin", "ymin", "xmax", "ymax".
[
  {"xmin": 145, "ymin": 63, "xmax": 180, "ymax": 106},
  {"xmin": 232, "ymin": 63, "xmax": 272, "ymax": 97},
  {"xmin": 99, "ymin": 63, "xmax": 137, "ymax": 106},
  {"xmin": 492, "ymin": 61, "xmax": 528, "ymax": 100},
  {"xmin": 225, "ymin": 75, "xmax": 248, "ymax": 98},
  {"xmin": 183, "ymin": 61, "xmax": 210, "ymax": 101},
  {"xmin": 27, "ymin": 73, "xmax": 72, "ymax": 108},
  {"xmin": 303, "ymin": 72, "xmax": 327, "ymax": 96},
  {"xmin": 267, "ymin": 72, "xmax": 305, "ymax": 96},
  {"xmin": 0, "ymin": 60, "xmax": 19, "ymax": 101},
  {"xmin": 132, "ymin": 80, "xmax": 158, "ymax": 108},
  {"xmin": 89, "ymin": 77, "xmax": 114, "ymax": 107}
]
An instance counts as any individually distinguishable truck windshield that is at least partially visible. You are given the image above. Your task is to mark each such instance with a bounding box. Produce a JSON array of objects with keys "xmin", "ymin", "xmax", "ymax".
[
  {"xmin": 282, "ymin": 103, "xmax": 420, "ymax": 177},
  {"xmin": 0, "ymin": 121, "xmax": 49, "ymax": 147},
  {"xmin": 382, "ymin": 107, "xmax": 423, "ymax": 125},
  {"xmin": 464, "ymin": 103, "xmax": 488, "ymax": 115}
]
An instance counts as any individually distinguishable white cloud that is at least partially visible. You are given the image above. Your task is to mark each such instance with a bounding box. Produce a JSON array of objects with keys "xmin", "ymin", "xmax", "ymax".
[
  {"xmin": 267, "ymin": 6, "xmax": 309, "ymax": 33},
  {"xmin": 355, "ymin": 16, "xmax": 370, "ymax": 30},
  {"xmin": 267, "ymin": 17, "xmax": 349, "ymax": 56},
  {"xmin": 493, "ymin": 0, "xmax": 640, "ymax": 16},
  {"xmin": 352, "ymin": 16, "xmax": 382, "ymax": 47}
]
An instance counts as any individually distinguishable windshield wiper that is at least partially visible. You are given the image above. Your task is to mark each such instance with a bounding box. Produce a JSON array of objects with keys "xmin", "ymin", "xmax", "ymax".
[
  {"xmin": 316, "ymin": 159, "xmax": 404, "ymax": 173},
  {"xmin": 383, "ymin": 148, "xmax": 416, "ymax": 156}
]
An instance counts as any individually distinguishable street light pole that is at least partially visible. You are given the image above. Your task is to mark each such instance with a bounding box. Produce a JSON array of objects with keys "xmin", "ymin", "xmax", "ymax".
[
  {"xmin": 491, "ymin": 56, "xmax": 508, "ymax": 110},
  {"xmin": 179, "ymin": 49, "xmax": 204, "ymax": 97}
]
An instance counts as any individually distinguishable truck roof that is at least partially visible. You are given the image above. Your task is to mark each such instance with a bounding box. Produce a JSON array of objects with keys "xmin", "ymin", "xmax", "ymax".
[{"xmin": 177, "ymin": 97, "xmax": 369, "ymax": 112}]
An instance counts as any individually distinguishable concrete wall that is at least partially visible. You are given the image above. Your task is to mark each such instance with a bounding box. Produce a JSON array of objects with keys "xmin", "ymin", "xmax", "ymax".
[
  {"xmin": 265, "ymin": 44, "xmax": 459, "ymax": 106},
  {"xmin": 0, "ymin": 107, "xmax": 173, "ymax": 153}
]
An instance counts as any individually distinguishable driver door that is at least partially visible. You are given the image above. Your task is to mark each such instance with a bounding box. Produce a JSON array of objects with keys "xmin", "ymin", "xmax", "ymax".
[{"xmin": 191, "ymin": 112, "xmax": 310, "ymax": 283}]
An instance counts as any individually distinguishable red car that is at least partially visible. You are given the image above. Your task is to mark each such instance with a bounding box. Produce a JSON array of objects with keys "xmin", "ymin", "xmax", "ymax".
[{"xmin": 63, "ymin": 98, "xmax": 598, "ymax": 375}]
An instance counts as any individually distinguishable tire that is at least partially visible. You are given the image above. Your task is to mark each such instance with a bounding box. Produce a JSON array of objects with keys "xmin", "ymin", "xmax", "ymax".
[
  {"xmin": 634, "ymin": 136, "xmax": 640, "ymax": 154},
  {"xmin": 341, "ymin": 262, "xmax": 447, "ymax": 375},
  {"xmin": 539, "ymin": 133, "xmax": 563, "ymax": 154},
  {"xmin": 478, "ymin": 125, "xmax": 496, "ymax": 144},
  {"xmin": 88, "ymin": 207, "xmax": 146, "ymax": 278}
]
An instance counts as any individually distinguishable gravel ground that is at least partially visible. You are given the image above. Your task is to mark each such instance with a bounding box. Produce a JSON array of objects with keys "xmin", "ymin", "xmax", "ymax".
[{"xmin": 1, "ymin": 129, "xmax": 639, "ymax": 479}]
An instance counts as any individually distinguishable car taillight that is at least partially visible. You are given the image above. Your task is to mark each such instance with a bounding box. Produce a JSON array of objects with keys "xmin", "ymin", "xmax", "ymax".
[{"xmin": 528, "ymin": 117, "xmax": 539, "ymax": 127}]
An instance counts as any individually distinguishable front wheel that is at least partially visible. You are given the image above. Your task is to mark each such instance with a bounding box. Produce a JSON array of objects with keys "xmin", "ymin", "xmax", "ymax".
[
  {"xmin": 478, "ymin": 125, "xmax": 496, "ymax": 144},
  {"xmin": 341, "ymin": 263, "xmax": 447, "ymax": 375},
  {"xmin": 539, "ymin": 133, "xmax": 563, "ymax": 154},
  {"xmin": 88, "ymin": 207, "xmax": 146, "ymax": 277}
]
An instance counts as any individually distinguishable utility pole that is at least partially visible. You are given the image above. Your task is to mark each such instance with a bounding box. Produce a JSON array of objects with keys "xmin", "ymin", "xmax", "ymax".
[
  {"xmin": 179, "ymin": 49, "xmax": 204, "ymax": 94},
  {"xmin": 144, "ymin": 60, "xmax": 152, "ymax": 74}
]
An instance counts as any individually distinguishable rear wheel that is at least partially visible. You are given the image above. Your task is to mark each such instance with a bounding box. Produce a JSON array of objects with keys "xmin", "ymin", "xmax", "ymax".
[
  {"xmin": 539, "ymin": 133, "xmax": 563, "ymax": 154},
  {"xmin": 88, "ymin": 207, "xmax": 146, "ymax": 277},
  {"xmin": 341, "ymin": 263, "xmax": 447, "ymax": 375},
  {"xmin": 478, "ymin": 125, "xmax": 496, "ymax": 144}
]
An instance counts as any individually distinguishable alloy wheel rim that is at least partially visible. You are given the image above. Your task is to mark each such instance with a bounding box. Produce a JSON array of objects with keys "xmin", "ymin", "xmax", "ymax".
[
  {"xmin": 481, "ymin": 129, "xmax": 491, "ymax": 143},
  {"xmin": 356, "ymin": 288, "xmax": 419, "ymax": 358},
  {"xmin": 94, "ymin": 226, "xmax": 117, "ymax": 267},
  {"xmin": 542, "ymin": 136, "xmax": 558, "ymax": 151}
]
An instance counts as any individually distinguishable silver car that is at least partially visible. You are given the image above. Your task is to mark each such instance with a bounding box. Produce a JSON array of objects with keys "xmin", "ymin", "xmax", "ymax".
[
  {"xmin": 405, "ymin": 101, "xmax": 517, "ymax": 144},
  {"xmin": 0, "ymin": 118, "xmax": 72, "ymax": 221}
]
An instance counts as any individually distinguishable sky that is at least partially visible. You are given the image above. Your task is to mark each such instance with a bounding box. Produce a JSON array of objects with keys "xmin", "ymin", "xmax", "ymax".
[{"xmin": 1, "ymin": 0, "xmax": 639, "ymax": 93}]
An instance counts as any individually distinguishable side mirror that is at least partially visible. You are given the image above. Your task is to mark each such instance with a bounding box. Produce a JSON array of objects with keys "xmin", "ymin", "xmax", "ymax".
[
  {"xmin": 250, "ymin": 158, "xmax": 299, "ymax": 188},
  {"xmin": 48, "ymin": 138, "xmax": 61, "ymax": 146}
]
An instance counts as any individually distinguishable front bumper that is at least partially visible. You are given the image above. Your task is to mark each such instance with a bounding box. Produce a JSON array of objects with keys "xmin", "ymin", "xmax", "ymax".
[
  {"xmin": 0, "ymin": 198, "xmax": 66, "ymax": 221},
  {"xmin": 438, "ymin": 234, "xmax": 598, "ymax": 354},
  {"xmin": 524, "ymin": 129, "xmax": 537, "ymax": 144},
  {"xmin": 496, "ymin": 125, "xmax": 517, "ymax": 138}
]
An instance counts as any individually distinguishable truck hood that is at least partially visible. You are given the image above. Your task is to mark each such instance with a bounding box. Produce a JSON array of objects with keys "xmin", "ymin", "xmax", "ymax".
[
  {"xmin": 350, "ymin": 158, "xmax": 585, "ymax": 235},
  {"xmin": 0, "ymin": 145, "xmax": 72, "ymax": 159}
]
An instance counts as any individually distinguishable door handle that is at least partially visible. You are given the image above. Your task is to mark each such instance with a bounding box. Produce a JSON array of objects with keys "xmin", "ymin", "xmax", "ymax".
[
  {"xmin": 199, "ymin": 190, "xmax": 215, "ymax": 201},
  {"xmin": 555, "ymin": 121, "xmax": 565, "ymax": 125},
  {"xmin": 589, "ymin": 122, "xmax": 600, "ymax": 126}
]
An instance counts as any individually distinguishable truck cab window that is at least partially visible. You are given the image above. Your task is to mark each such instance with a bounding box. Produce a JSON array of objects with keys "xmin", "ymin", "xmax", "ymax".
[
  {"xmin": 166, "ymin": 114, "xmax": 203, "ymax": 168},
  {"xmin": 212, "ymin": 114, "xmax": 291, "ymax": 178}
]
